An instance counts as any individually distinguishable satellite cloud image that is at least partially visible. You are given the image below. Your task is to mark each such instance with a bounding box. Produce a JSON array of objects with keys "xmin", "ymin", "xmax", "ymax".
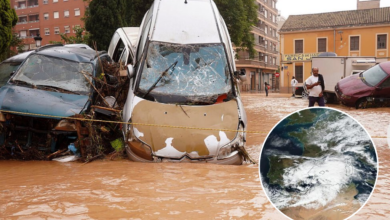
[{"xmin": 260, "ymin": 108, "xmax": 377, "ymax": 220}]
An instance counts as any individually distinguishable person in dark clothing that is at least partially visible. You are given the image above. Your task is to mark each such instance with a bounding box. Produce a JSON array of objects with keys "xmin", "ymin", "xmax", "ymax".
[
  {"xmin": 305, "ymin": 67, "xmax": 325, "ymax": 107},
  {"xmin": 265, "ymin": 82, "xmax": 269, "ymax": 97}
]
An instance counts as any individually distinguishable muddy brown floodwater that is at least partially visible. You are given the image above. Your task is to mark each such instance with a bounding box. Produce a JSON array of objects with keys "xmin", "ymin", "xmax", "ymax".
[{"xmin": 1, "ymin": 93, "xmax": 390, "ymax": 219}]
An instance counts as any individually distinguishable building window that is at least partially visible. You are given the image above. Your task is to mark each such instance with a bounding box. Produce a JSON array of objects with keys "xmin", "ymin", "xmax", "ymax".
[
  {"xmin": 295, "ymin": 40, "xmax": 303, "ymax": 53},
  {"xmin": 350, "ymin": 36, "xmax": 360, "ymax": 51},
  {"xmin": 64, "ymin": 26, "xmax": 70, "ymax": 33},
  {"xmin": 54, "ymin": 11, "xmax": 59, "ymax": 19},
  {"xmin": 44, "ymin": 28, "xmax": 50, "ymax": 35},
  {"xmin": 43, "ymin": 0, "xmax": 48, "ymax": 4},
  {"xmin": 272, "ymin": 0, "xmax": 275, "ymax": 8},
  {"xmin": 54, "ymin": 27, "xmax": 60, "ymax": 34},
  {"xmin": 264, "ymin": 10, "xmax": 268, "ymax": 18},
  {"xmin": 64, "ymin": 10, "xmax": 69, "ymax": 17},
  {"xmin": 20, "ymin": 30, "xmax": 27, "ymax": 38},
  {"xmin": 265, "ymin": 55, "xmax": 268, "ymax": 63},
  {"xmin": 53, "ymin": 0, "xmax": 58, "ymax": 2},
  {"xmin": 378, "ymin": 34, "xmax": 387, "ymax": 49},
  {"xmin": 75, "ymin": 8, "xmax": 80, "ymax": 16},
  {"xmin": 44, "ymin": 13, "xmax": 49, "ymax": 20},
  {"xmin": 264, "ymin": 25, "xmax": 268, "ymax": 34},
  {"xmin": 273, "ymin": 57, "xmax": 276, "ymax": 65},
  {"xmin": 73, "ymin": 25, "xmax": 80, "ymax": 33},
  {"xmin": 272, "ymin": 15, "xmax": 276, "ymax": 23},
  {"xmin": 265, "ymin": 40, "xmax": 268, "ymax": 49},
  {"xmin": 318, "ymin": 38, "xmax": 327, "ymax": 52}
]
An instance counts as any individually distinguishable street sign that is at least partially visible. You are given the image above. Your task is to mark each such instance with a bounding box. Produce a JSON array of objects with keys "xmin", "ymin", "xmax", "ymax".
[{"xmin": 275, "ymin": 73, "xmax": 280, "ymax": 77}]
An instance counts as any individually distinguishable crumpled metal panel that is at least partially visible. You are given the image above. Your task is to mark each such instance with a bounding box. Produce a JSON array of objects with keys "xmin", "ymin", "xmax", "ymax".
[
  {"xmin": 131, "ymin": 99, "xmax": 239, "ymax": 159},
  {"xmin": 151, "ymin": 0, "xmax": 221, "ymax": 44},
  {"xmin": 0, "ymin": 85, "xmax": 89, "ymax": 118}
]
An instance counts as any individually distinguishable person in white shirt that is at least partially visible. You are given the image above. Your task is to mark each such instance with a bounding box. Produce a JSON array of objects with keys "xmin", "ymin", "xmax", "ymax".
[
  {"xmin": 291, "ymin": 76, "xmax": 298, "ymax": 97},
  {"xmin": 305, "ymin": 67, "xmax": 325, "ymax": 107}
]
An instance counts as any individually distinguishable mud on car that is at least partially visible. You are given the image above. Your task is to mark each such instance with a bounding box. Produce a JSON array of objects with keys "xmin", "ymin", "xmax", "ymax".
[
  {"xmin": 0, "ymin": 45, "xmax": 111, "ymax": 158},
  {"xmin": 116, "ymin": 0, "xmax": 248, "ymax": 165}
]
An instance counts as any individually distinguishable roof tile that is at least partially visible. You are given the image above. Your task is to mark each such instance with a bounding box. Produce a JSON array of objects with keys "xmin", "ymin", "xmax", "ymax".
[{"xmin": 280, "ymin": 7, "xmax": 390, "ymax": 32}]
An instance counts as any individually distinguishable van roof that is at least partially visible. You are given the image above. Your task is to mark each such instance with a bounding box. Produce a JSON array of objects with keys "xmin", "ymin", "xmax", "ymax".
[{"xmin": 150, "ymin": 0, "xmax": 222, "ymax": 44}]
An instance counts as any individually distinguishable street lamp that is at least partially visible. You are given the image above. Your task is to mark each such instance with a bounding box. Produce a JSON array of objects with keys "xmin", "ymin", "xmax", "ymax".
[{"xmin": 34, "ymin": 33, "xmax": 42, "ymax": 48}]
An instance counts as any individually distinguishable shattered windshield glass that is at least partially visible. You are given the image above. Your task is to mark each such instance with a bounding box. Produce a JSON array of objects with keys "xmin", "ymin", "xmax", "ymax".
[
  {"xmin": 12, "ymin": 55, "xmax": 93, "ymax": 95},
  {"xmin": 137, "ymin": 42, "xmax": 232, "ymax": 103}
]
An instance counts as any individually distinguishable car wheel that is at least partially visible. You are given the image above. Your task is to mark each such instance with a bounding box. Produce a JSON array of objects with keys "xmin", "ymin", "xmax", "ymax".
[{"xmin": 356, "ymin": 98, "xmax": 368, "ymax": 109}]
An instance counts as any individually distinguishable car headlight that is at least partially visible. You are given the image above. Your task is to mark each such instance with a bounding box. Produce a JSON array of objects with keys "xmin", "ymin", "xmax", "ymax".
[{"xmin": 341, "ymin": 94, "xmax": 352, "ymax": 99}]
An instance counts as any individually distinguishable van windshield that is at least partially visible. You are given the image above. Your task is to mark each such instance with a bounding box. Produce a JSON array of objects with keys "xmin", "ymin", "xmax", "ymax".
[
  {"xmin": 361, "ymin": 65, "xmax": 388, "ymax": 87},
  {"xmin": 137, "ymin": 42, "xmax": 232, "ymax": 104}
]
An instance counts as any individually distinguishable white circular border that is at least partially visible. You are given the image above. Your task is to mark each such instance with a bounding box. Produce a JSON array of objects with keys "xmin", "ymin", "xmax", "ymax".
[
  {"xmin": 257, "ymin": 106, "xmax": 379, "ymax": 220},
  {"xmin": 387, "ymin": 124, "xmax": 390, "ymax": 148}
]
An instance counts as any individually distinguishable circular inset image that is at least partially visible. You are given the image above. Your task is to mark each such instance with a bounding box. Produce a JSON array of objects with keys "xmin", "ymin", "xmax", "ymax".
[{"xmin": 259, "ymin": 108, "xmax": 378, "ymax": 220}]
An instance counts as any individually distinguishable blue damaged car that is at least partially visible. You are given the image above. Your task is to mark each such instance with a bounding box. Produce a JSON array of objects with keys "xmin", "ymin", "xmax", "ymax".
[{"xmin": 0, "ymin": 45, "xmax": 110, "ymax": 153}]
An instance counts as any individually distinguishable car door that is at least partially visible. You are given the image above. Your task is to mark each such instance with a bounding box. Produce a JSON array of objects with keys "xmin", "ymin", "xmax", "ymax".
[{"xmin": 375, "ymin": 75, "xmax": 390, "ymax": 99}]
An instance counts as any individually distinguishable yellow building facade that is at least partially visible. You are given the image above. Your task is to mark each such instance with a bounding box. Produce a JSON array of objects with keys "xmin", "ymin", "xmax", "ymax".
[{"xmin": 279, "ymin": 7, "xmax": 390, "ymax": 93}]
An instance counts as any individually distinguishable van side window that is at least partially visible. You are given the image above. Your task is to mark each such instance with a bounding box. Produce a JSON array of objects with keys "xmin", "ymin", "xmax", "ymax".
[
  {"xmin": 113, "ymin": 40, "xmax": 125, "ymax": 62},
  {"xmin": 119, "ymin": 49, "xmax": 129, "ymax": 66}
]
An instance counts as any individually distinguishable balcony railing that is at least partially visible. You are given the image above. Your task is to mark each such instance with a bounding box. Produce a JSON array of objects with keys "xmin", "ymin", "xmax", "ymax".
[
  {"xmin": 257, "ymin": 11, "xmax": 265, "ymax": 19},
  {"xmin": 15, "ymin": 4, "xmax": 38, "ymax": 9},
  {"xmin": 29, "ymin": 20, "xmax": 39, "ymax": 23},
  {"xmin": 252, "ymin": 26, "xmax": 265, "ymax": 36},
  {"xmin": 236, "ymin": 59, "xmax": 266, "ymax": 68},
  {"xmin": 16, "ymin": 21, "xmax": 28, "ymax": 25}
]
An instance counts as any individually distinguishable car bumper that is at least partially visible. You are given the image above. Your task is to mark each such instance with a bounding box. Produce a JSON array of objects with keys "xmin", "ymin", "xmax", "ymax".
[{"xmin": 125, "ymin": 144, "xmax": 243, "ymax": 165}]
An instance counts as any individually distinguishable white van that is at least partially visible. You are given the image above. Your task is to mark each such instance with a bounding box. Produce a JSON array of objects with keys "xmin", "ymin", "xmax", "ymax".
[{"xmin": 110, "ymin": 0, "xmax": 248, "ymax": 165}]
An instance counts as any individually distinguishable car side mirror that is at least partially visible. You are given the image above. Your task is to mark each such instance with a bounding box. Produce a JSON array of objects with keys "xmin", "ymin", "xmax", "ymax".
[
  {"xmin": 234, "ymin": 69, "xmax": 246, "ymax": 82},
  {"xmin": 127, "ymin": 64, "xmax": 135, "ymax": 78},
  {"xmin": 10, "ymin": 71, "xmax": 15, "ymax": 76}
]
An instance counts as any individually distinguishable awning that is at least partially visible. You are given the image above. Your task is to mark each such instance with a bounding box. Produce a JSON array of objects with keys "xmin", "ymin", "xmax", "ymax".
[{"xmin": 29, "ymin": 28, "xmax": 40, "ymax": 30}]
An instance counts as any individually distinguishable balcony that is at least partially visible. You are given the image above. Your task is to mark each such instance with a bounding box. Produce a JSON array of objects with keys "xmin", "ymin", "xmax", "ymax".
[
  {"xmin": 251, "ymin": 26, "xmax": 265, "ymax": 36},
  {"xmin": 254, "ymin": 43, "xmax": 266, "ymax": 53},
  {"xmin": 236, "ymin": 58, "xmax": 266, "ymax": 68},
  {"xmin": 257, "ymin": 11, "xmax": 265, "ymax": 19}
]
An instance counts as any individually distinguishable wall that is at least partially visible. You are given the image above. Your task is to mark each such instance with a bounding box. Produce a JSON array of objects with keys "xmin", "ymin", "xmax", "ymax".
[{"xmin": 280, "ymin": 25, "xmax": 390, "ymax": 91}]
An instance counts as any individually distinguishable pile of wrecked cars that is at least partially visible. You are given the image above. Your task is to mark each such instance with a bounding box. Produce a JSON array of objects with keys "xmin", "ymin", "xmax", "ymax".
[{"xmin": 0, "ymin": 0, "xmax": 250, "ymax": 165}]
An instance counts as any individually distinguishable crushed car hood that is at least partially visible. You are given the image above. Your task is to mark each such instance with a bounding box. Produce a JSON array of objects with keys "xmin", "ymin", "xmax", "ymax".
[
  {"xmin": 0, "ymin": 85, "xmax": 89, "ymax": 118},
  {"xmin": 338, "ymin": 74, "xmax": 373, "ymax": 96},
  {"xmin": 131, "ymin": 97, "xmax": 239, "ymax": 159}
]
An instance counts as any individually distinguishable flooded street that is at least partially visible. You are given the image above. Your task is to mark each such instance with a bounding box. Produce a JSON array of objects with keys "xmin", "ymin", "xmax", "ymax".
[{"xmin": 1, "ymin": 93, "xmax": 390, "ymax": 219}]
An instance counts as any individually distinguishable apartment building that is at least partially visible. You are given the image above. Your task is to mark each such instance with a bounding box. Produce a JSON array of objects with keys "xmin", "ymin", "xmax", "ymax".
[
  {"xmin": 279, "ymin": 5, "xmax": 390, "ymax": 93},
  {"xmin": 11, "ymin": 0, "xmax": 88, "ymax": 51},
  {"xmin": 236, "ymin": 0, "xmax": 279, "ymax": 92}
]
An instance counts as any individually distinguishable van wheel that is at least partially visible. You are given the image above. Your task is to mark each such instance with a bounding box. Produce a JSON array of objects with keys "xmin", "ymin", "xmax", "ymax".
[{"xmin": 356, "ymin": 98, "xmax": 368, "ymax": 109}]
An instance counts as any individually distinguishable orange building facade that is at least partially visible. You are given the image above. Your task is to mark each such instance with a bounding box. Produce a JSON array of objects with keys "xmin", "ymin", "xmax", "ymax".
[
  {"xmin": 279, "ymin": 7, "xmax": 390, "ymax": 93},
  {"xmin": 11, "ymin": 0, "xmax": 88, "ymax": 50}
]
